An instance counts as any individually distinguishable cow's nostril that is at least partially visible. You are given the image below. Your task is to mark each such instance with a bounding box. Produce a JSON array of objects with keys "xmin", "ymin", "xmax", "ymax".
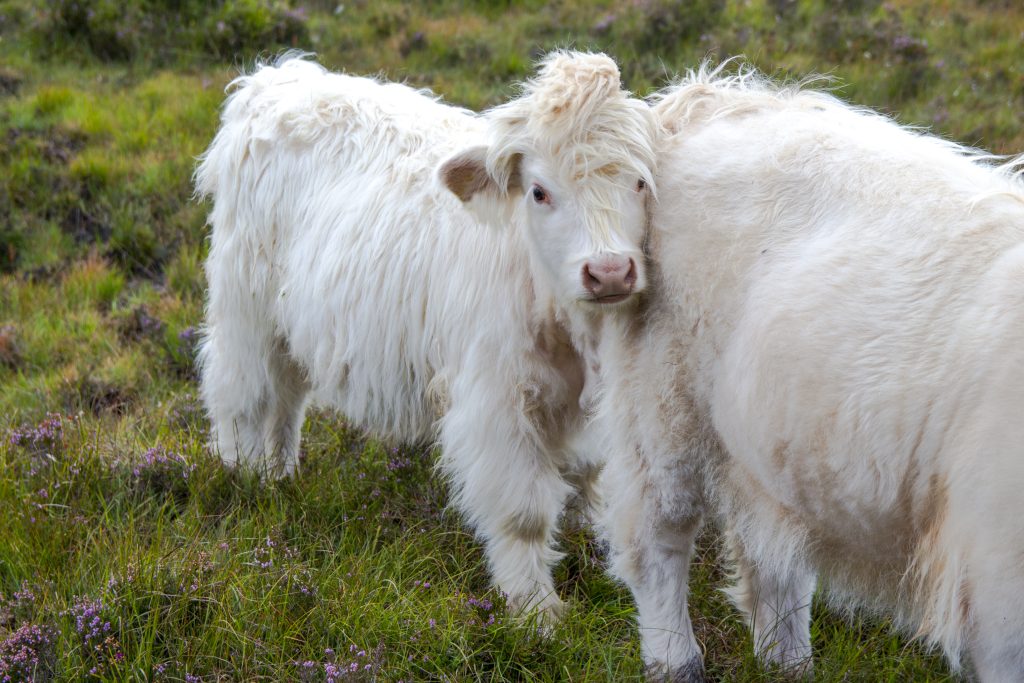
[
  {"xmin": 624, "ymin": 259, "xmax": 637, "ymax": 287},
  {"xmin": 582, "ymin": 264, "xmax": 602, "ymax": 292}
]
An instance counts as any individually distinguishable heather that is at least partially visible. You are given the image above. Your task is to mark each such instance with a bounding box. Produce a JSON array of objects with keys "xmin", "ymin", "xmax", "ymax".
[{"xmin": 1, "ymin": 0, "xmax": 1020, "ymax": 679}]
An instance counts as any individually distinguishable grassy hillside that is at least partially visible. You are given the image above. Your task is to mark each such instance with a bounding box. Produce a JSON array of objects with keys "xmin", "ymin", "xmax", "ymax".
[{"xmin": 1, "ymin": 1, "xmax": 1020, "ymax": 680}]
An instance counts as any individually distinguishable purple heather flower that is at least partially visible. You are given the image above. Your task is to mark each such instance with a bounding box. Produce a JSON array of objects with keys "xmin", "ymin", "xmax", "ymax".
[
  {"xmin": 386, "ymin": 456, "xmax": 412, "ymax": 471},
  {"xmin": 132, "ymin": 446, "xmax": 196, "ymax": 483},
  {"xmin": 7, "ymin": 413, "xmax": 67, "ymax": 455},
  {"xmin": 0, "ymin": 622, "xmax": 58, "ymax": 681},
  {"xmin": 466, "ymin": 596, "xmax": 493, "ymax": 611},
  {"xmin": 593, "ymin": 12, "xmax": 616, "ymax": 33},
  {"xmin": 65, "ymin": 596, "xmax": 114, "ymax": 651},
  {"xmin": 11, "ymin": 582, "xmax": 36, "ymax": 605}
]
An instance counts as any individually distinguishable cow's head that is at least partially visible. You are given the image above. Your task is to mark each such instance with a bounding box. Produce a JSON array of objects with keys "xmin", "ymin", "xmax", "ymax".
[{"xmin": 440, "ymin": 51, "xmax": 657, "ymax": 310}]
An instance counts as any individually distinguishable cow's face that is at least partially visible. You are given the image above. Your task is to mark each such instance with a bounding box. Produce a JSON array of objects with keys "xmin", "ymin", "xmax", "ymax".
[
  {"xmin": 440, "ymin": 146, "xmax": 651, "ymax": 309},
  {"xmin": 440, "ymin": 51, "xmax": 657, "ymax": 310},
  {"xmin": 518, "ymin": 154, "xmax": 650, "ymax": 307}
]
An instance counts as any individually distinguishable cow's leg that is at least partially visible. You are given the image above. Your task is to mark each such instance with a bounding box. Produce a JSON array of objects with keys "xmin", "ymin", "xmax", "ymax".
[
  {"xmin": 959, "ymin": 474, "xmax": 1024, "ymax": 680},
  {"xmin": 724, "ymin": 534, "xmax": 815, "ymax": 674},
  {"xmin": 200, "ymin": 321, "xmax": 266, "ymax": 472},
  {"xmin": 965, "ymin": 552, "xmax": 1024, "ymax": 682},
  {"xmin": 966, "ymin": 574, "xmax": 1024, "ymax": 682},
  {"xmin": 438, "ymin": 369, "xmax": 574, "ymax": 621},
  {"xmin": 562, "ymin": 434, "xmax": 604, "ymax": 531},
  {"xmin": 201, "ymin": 322, "xmax": 309, "ymax": 478},
  {"xmin": 259, "ymin": 347, "xmax": 310, "ymax": 478},
  {"xmin": 602, "ymin": 438, "xmax": 706, "ymax": 681}
]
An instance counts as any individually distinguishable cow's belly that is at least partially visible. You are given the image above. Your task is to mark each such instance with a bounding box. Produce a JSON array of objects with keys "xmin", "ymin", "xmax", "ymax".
[
  {"xmin": 709, "ymin": 268, "xmax": 958, "ymax": 564},
  {"xmin": 270, "ymin": 216, "xmax": 447, "ymax": 443},
  {"xmin": 290, "ymin": 285, "xmax": 439, "ymax": 443}
]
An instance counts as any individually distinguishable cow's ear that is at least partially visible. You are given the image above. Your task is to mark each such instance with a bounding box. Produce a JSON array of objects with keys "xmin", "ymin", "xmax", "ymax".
[{"xmin": 439, "ymin": 145, "xmax": 523, "ymax": 203}]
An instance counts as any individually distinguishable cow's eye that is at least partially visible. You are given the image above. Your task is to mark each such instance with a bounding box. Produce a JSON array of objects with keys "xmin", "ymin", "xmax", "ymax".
[
  {"xmin": 637, "ymin": 179, "xmax": 647, "ymax": 191},
  {"xmin": 531, "ymin": 185, "xmax": 549, "ymax": 204}
]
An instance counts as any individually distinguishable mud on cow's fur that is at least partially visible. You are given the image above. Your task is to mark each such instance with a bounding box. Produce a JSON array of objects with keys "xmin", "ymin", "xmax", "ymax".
[
  {"xmin": 194, "ymin": 51, "xmax": 657, "ymax": 618},
  {"xmin": 596, "ymin": 62, "xmax": 1024, "ymax": 681}
]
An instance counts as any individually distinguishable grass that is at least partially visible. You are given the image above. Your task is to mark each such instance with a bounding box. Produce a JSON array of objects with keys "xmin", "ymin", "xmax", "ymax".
[{"xmin": 1, "ymin": 0, "xmax": 1019, "ymax": 679}]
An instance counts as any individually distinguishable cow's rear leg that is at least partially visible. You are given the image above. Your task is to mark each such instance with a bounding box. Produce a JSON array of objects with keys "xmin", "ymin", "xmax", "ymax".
[
  {"xmin": 438, "ymin": 378, "xmax": 574, "ymax": 621},
  {"xmin": 201, "ymin": 328, "xmax": 309, "ymax": 479},
  {"xmin": 259, "ymin": 347, "xmax": 310, "ymax": 477},
  {"xmin": 725, "ymin": 533, "xmax": 815, "ymax": 675}
]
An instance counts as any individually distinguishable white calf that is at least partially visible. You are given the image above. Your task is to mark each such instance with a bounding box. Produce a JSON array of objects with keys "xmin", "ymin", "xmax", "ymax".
[
  {"xmin": 597, "ymin": 63, "xmax": 1024, "ymax": 681},
  {"xmin": 195, "ymin": 52, "xmax": 657, "ymax": 618}
]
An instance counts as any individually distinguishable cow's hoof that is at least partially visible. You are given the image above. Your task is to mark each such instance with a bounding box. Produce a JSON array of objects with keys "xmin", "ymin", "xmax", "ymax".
[
  {"xmin": 507, "ymin": 591, "xmax": 564, "ymax": 633},
  {"xmin": 645, "ymin": 657, "xmax": 707, "ymax": 683}
]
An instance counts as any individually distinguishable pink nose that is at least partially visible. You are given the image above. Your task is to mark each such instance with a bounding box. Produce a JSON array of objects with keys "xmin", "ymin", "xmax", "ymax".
[{"xmin": 582, "ymin": 255, "xmax": 637, "ymax": 302}]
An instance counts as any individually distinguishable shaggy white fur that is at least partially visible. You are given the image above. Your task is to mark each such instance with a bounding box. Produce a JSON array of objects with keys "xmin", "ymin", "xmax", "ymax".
[
  {"xmin": 597, "ymin": 62, "xmax": 1024, "ymax": 681},
  {"xmin": 194, "ymin": 52, "xmax": 657, "ymax": 618}
]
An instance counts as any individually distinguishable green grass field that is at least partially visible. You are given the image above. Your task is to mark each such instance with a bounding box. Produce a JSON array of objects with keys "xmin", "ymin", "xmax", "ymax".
[{"xmin": 1, "ymin": 1, "xmax": 1021, "ymax": 680}]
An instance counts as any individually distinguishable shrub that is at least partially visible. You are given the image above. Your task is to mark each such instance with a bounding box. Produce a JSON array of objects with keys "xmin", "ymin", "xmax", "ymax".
[
  {"xmin": 130, "ymin": 446, "xmax": 196, "ymax": 505},
  {"xmin": 0, "ymin": 622, "xmax": 59, "ymax": 682},
  {"xmin": 204, "ymin": 0, "xmax": 309, "ymax": 60},
  {"xmin": 613, "ymin": 0, "xmax": 726, "ymax": 53},
  {"xmin": 63, "ymin": 596, "xmax": 124, "ymax": 678},
  {"xmin": 44, "ymin": 0, "xmax": 146, "ymax": 61},
  {"xmin": 38, "ymin": 0, "xmax": 310, "ymax": 64}
]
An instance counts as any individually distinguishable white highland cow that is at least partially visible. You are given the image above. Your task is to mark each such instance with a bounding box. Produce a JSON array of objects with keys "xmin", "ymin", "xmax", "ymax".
[
  {"xmin": 597, "ymin": 63, "xmax": 1024, "ymax": 681},
  {"xmin": 194, "ymin": 52, "xmax": 657, "ymax": 618}
]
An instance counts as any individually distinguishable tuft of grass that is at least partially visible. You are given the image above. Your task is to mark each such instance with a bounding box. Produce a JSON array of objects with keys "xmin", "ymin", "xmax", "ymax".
[{"xmin": 61, "ymin": 255, "xmax": 125, "ymax": 310}]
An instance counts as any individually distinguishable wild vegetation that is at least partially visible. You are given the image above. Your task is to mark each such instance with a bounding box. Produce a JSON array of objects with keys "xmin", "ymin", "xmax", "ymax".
[{"xmin": 0, "ymin": 0, "xmax": 1020, "ymax": 680}]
